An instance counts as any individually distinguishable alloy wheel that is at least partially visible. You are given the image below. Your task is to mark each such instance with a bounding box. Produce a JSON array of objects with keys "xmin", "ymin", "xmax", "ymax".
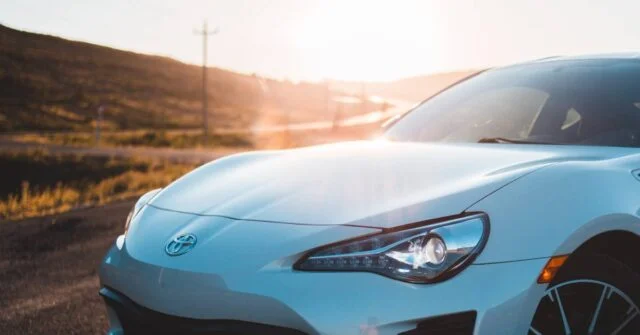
[{"xmin": 530, "ymin": 279, "xmax": 640, "ymax": 335}]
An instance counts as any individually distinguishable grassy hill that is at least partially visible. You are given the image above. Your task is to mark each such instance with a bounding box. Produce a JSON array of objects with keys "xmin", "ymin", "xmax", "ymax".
[
  {"xmin": 332, "ymin": 70, "xmax": 479, "ymax": 103},
  {"xmin": 0, "ymin": 24, "xmax": 350, "ymax": 132}
]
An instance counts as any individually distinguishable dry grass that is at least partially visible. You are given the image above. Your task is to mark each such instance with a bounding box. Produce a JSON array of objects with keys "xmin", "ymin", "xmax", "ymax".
[
  {"xmin": 0, "ymin": 149, "xmax": 197, "ymax": 220},
  {"xmin": 9, "ymin": 130, "xmax": 253, "ymax": 149}
]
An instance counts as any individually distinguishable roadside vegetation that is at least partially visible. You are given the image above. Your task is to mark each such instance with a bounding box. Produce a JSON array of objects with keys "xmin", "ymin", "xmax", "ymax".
[
  {"xmin": 7, "ymin": 130, "xmax": 254, "ymax": 149},
  {"xmin": 0, "ymin": 149, "xmax": 197, "ymax": 220}
]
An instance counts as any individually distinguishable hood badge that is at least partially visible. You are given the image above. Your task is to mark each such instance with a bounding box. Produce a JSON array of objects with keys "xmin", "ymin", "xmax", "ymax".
[{"xmin": 165, "ymin": 233, "xmax": 197, "ymax": 256}]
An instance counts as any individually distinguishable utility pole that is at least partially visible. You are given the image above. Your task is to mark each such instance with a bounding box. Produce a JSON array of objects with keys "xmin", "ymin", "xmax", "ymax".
[{"xmin": 194, "ymin": 20, "xmax": 219, "ymax": 141}]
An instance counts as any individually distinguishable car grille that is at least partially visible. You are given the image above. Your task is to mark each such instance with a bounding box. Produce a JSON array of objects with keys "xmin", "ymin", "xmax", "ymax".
[
  {"xmin": 398, "ymin": 311, "xmax": 477, "ymax": 335},
  {"xmin": 100, "ymin": 287, "xmax": 308, "ymax": 335}
]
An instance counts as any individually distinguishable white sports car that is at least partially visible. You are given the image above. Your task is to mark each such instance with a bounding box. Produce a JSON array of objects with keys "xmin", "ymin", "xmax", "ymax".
[{"xmin": 100, "ymin": 54, "xmax": 640, "ymax": 335}]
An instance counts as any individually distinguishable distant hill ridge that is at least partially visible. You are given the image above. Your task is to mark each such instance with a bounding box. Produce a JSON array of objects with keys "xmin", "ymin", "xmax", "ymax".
[
  {"xmin": 331, "ymin": 70, "xmax": 478, "ymax": 103},
  {"xmin": 0, "ymin": 23, "xmax": 476, "ymax": 132},
  {"xmin": 0, "ymin": 24, "xmax": 338, "ymax": 131}
]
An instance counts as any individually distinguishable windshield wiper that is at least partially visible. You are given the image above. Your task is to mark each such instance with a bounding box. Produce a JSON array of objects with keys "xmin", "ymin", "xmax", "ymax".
[{"xmin": 477, "ymin": 137, "xmax": 552, "ymax": 145}]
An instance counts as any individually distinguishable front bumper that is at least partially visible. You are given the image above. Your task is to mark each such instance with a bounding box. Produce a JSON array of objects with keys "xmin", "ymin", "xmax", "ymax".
[
  {"xmin": 99, "ymin": 236, "xmax": 547, "ymax": 335},
  {"xmin": 100, "ymin": 286, "xmax": 307, "ymax": 334}
]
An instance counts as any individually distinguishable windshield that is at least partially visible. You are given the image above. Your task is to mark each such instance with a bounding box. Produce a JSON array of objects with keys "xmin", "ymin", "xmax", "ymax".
[{"xmin": 385, "ymin": 59, "xmax": 640, "ymax": 147}]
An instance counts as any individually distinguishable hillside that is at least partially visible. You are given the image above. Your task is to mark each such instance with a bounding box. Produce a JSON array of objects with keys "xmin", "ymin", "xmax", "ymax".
[
  {"xmin": 0, "ymin": 24, "xmax": 353, "ymax": 132},
  {"xmin": 332, "ymin": 70, "xmax": 478, "ymax": 103}
]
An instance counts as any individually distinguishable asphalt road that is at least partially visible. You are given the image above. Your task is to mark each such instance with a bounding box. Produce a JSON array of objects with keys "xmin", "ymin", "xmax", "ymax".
[{"xmin": 0, "ymin": 201, "xmax": 133, "ymax": 334}]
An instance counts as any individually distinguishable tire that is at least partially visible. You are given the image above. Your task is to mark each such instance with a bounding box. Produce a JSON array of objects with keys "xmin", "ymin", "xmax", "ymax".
[{"xmin": 529, "ymin": 253, "xmax": 640, "ymax": 335}]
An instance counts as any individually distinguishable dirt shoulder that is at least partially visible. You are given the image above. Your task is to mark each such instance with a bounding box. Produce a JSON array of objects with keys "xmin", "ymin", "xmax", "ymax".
[{"xmin": 0, "ymin": 201, "xmax": 132, "ymax": 334}]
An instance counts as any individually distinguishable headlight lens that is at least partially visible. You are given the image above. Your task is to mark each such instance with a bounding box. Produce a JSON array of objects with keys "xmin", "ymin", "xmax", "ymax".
[
  {"xmin": 294, "ymin": 214, "xmax": 489, "ymax": 283},
  {"xmin": 124, "ymin": 188, "xmax": 162, "ymax": 234}
]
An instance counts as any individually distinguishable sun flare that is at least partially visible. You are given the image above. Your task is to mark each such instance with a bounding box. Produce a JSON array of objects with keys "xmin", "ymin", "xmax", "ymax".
[{"xmin": 293, "ymin": 1, "xmax": 438, "ymax": 81}]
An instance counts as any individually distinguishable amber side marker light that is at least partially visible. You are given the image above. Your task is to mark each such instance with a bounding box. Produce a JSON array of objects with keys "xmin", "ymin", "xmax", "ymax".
[{"xmin": 537, "ymin": 255, "xmax": 569, "ymax": 284}]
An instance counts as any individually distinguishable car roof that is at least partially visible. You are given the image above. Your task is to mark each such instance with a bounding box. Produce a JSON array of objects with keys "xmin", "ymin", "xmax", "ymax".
[
  {"xmin": 532, "ymin": 53, "xmax": 640, "ymax": 63},
  {"xmin": 494, "ymin": 53, "xmax": 640, "ymax": 71}
]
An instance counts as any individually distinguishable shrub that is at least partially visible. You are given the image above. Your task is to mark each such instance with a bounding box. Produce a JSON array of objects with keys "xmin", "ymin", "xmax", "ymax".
[{"xmin": 0, "ymin": 151, "xmax": 197, "ymax": 221}]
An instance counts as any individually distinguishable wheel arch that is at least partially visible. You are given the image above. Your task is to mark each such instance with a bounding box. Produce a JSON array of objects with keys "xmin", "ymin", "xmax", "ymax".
[{"xmin": 558, "ymin": 229, "xmax": 640, "ymax": 280}]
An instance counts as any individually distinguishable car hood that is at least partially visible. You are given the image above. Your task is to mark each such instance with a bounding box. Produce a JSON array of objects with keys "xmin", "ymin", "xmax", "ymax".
[{"xmin": 148, "ymin": 141, "xmax": 614, "ymax": 228}]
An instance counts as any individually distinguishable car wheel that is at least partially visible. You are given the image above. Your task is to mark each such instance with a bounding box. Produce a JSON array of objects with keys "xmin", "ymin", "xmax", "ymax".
[{"xmin": 529, "ymin": 253, "xmax": 640, "ymax": 335}]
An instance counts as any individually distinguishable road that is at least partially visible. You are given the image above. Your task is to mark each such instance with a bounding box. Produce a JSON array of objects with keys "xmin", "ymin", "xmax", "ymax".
[
  {"xmin": 0, "ymin": 201, "xmax": 133, "ymax": 334},
  {"xmin": 1, "ymin": 98, "xmax": 415, "ymax": 139},
  {"xmin": 0, "ymin": 99, "xmax": 416, "ymax": 161},
  {"xmin": 248, "ymin": 97, "xmax": 414, "ymax": 132},
  {"xmin": 0, "ymin": 96, "xmax": 416, "ymax": 159}
]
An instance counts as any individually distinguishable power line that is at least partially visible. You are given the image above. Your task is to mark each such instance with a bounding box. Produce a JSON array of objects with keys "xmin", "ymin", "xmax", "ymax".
[{"xmin": 194, "ymin": 20, "xmax": 219, "ymax": 141}]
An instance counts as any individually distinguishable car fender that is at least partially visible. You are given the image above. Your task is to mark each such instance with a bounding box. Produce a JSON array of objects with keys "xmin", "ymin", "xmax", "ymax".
[{"xmin": 468, "ymin": 158, "xmax": 640, "ymax": 264}]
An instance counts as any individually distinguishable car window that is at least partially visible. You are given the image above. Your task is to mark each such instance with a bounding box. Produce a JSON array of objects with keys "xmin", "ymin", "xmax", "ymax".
[
  {"xmin": 385, "ymin": 59, "xmax": 640, "ymax": 147},
  {"xmin": 437, "ymin": 87, "xmax": 549, "ymax": 142}
]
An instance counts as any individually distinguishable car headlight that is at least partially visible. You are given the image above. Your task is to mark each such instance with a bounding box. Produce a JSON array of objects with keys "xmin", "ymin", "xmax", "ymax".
[
  {"xmin": 124, "ymin": 188, "xmax": 162, "ymax": 234},
  {"xmin": 294, "ymin": 213, "xmax": 489, "ymax": 283}
]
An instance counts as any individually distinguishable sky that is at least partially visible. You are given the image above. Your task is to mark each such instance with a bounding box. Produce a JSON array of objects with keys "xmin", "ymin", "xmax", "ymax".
[{"xmin": 2, "ymin": 0, "xmax": 640, "ymax": 82}]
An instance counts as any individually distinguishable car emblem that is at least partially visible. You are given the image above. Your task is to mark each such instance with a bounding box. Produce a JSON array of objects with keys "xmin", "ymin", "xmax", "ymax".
[{"xmin": 165, "ymin": 233, "xmax": 197, "ymax": 256}]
